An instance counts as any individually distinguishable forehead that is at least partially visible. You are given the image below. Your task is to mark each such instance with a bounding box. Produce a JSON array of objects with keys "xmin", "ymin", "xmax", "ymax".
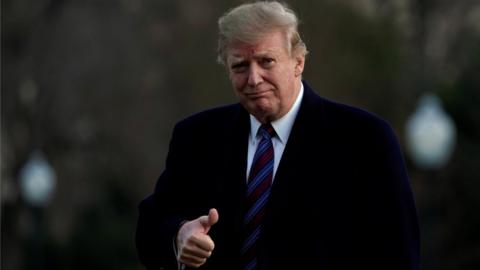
[{"xmin": 226, "ymin": 31, "xmax": 288, "ymax": 61}]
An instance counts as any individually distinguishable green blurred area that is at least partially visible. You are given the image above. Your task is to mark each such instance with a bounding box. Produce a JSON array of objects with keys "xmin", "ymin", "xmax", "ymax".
[{"xmin": 2, "ymin": 0, "xmax": 479, "ymax": 269}]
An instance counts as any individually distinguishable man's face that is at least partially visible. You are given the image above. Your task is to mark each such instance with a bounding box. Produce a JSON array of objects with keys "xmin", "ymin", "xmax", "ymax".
[{"xmin": 226, "ymin": 31, "xmax": 305, "ymax": 123}]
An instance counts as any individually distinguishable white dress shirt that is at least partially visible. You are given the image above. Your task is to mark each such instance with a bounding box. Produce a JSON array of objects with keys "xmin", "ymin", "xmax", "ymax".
[{"xmin": 246, "ymin": 83, "xmax": 304, "ymax": 181}]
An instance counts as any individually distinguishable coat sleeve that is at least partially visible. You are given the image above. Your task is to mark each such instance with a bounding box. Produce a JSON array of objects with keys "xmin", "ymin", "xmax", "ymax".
[
  {"xmin": 135, "ymin": 122, "xmax": 192, "ymax": 270},
  {"xmin": 361, "ymin": 120, "xmax": 421, "ymax": 270}
]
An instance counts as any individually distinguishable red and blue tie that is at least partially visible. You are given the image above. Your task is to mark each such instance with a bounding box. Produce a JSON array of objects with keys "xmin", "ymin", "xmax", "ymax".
[{"xmin": 241, "ymin": 124, "xmax": 275, "ymax": 270}]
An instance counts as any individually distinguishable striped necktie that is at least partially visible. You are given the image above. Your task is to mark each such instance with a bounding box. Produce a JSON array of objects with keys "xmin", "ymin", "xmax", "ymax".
[{"xmin": 241, "ymin": 123, "xmax": 275, "ymax": 270}]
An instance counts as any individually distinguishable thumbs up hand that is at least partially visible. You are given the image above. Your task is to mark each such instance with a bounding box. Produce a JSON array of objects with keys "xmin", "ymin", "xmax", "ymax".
[{"xmin": 176, "ymin": 208, "xmax": 219, "ymax": 268}]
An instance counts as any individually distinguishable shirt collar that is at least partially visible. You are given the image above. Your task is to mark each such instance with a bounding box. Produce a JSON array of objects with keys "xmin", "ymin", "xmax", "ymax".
[{"xmin": 250, "ymin": 82, "xmax": 304, "ymax": 143}]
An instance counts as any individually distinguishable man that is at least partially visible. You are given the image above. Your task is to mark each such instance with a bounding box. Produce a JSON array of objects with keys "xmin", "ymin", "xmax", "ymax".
[{"xmin": 136, "ymin": 1, "xmax": 420, "ymax": 270}]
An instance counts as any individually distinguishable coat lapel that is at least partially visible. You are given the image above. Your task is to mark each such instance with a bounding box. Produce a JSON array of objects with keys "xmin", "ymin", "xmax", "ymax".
[
  {"xmin": 216, "ymin": 104, "xmax": 250, "ymax": 250},
  {"xmin": 266, "ymin": 82, "xmax": 327, "ymax": 214}
]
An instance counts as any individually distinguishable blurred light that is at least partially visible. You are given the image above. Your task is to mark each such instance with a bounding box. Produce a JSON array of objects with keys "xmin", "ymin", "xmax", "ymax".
[
  {"xmin": 19, "ymin": 150, "xmax": 57, "ymax": 207},
  {"xmin": 19, "ymin": 78, "xmax": 38, "ymax": 107},
  {"xmin": 467, "ymin": 5, "xmax": 480, "ymax": 34},
  {"xmin": 405, "ymin": 93, "xmax": 456, "ymax": 170}
]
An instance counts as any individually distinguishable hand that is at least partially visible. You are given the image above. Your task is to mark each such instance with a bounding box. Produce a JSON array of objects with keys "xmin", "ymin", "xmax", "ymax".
[{"xmin": 176, "ymin": 208, "xmax": 219, "ymax": 268}]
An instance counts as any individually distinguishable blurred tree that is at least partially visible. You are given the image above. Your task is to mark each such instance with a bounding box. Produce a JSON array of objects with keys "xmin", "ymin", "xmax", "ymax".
[{"xmin": 2, "ymin": 0, "xmax": 479, "ymax": 270}]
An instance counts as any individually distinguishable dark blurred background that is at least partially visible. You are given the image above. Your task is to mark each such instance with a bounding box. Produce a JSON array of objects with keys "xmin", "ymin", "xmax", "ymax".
[{"xmin": 1, "ymin": 0, "xmax": 479, "ymax": 269}]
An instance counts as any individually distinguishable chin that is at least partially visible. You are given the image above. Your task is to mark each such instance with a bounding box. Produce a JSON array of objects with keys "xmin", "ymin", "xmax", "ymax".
[
  {"xmin": 252, "ymin": 107, "xmax": 278, "ymax": 123},
  {"xmin": 243, "ymin": 99, "xmax": 277, "ymax": 120}
]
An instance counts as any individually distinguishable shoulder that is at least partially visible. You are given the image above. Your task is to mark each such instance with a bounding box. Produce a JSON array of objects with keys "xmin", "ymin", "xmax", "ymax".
[
  {"xmin": 173, "ymin": 103, "xmax": 246, "ymax": 135},
  {"xmin": 302, "ymin": 81, "xmax": 395, "ymax": 137},
  {"xmin": 324, "ymin": 98, "xmax": 390, "ymax": 131}
]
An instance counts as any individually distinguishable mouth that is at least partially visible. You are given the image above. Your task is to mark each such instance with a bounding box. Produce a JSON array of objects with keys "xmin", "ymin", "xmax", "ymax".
[{"xmin": 244, "ymin": 90, "xmax": 271, "ymax": 99}]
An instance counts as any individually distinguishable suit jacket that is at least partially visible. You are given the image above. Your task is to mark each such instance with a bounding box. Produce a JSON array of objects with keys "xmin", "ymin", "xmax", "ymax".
[{"xmin": 136, "ymin": 81, "xmax": 420, "ymax": 270}]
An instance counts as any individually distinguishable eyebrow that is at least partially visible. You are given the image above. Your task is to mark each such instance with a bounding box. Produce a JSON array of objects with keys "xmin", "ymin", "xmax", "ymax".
[
  {"xmin": 229, "ymin": 56, "xmax": 245, "ymax": 63},
  {"xmin": 229, "ymin": 50, "xmax": 278, "ymax": 63},
  {"xmin": 253, "ymin": 50, "xmax": 277, "ymax": 57}
]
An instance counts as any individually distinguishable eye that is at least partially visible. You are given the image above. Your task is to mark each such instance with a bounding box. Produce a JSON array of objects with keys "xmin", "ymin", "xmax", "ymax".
[
  {"xmin": 230, "ymin": 62, "xmax": 248, "ymax": 73},
  {"xmin": 260, "ymin": 58, "xmax": 275, "ymax": 68}
]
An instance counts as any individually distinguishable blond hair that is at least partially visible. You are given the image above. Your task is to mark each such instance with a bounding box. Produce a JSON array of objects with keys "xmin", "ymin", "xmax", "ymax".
[{"xmin": 217, "ymin": 1, "xmax": 308, "ymax": 65}]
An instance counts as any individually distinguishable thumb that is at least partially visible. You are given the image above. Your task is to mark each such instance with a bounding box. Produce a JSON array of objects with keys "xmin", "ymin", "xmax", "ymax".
[
  {"xmin": 201, "ymin": 208, "xmax": 219, "ymax": 234},
  {"xmin": 208, "ymin": 208, "xmax": 219, "ymax": 227}
]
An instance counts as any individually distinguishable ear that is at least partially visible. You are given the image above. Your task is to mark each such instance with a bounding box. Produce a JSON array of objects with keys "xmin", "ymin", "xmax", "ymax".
[{"xmin": 294, "ymin": 55, "xmax": 305, "ymax": 77}]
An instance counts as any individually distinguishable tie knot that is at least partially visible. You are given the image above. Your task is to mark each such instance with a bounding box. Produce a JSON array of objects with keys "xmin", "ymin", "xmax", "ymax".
[{"xmin": 259, "ymin": 124, "xmax": 275, "ymax": 139}]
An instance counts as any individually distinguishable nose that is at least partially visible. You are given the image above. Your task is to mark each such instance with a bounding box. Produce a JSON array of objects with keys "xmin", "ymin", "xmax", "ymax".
[{"xmin": 247, "ymin": 64, "xmax": 263, "ymax": 87}]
